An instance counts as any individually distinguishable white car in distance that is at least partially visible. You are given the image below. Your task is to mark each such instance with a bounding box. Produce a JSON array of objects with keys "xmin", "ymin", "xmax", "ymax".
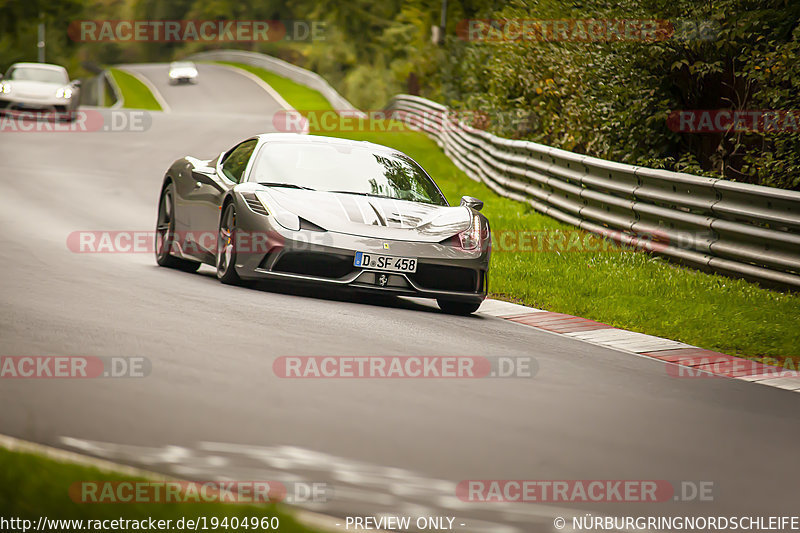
[{"xmin": 168, "ymin": 61, "xmax": 198, "ymax": 85}]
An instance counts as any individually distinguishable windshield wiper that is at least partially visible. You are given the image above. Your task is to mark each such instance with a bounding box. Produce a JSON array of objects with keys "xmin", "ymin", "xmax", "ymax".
[
  {"xmin": 258, "ymin": 182, "xmax": 316, "ymax": 191},
  {"xmin": 328, "ymin": 190, "xmax": 395, "ymax": 200}
]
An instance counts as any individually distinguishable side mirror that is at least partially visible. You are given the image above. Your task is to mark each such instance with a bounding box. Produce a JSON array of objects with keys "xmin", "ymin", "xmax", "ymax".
[
  {"xmin": 71, "ymin": 79, "xmax": 81, "ymax": 88},
  {"xmin": 460, "ymin": 195, "xmax": 484, "ymax": 211}
]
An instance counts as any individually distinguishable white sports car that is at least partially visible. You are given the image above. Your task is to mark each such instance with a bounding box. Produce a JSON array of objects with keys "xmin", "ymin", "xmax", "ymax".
[
  {"xmin": 0, "ymin": 62, "xmax": 80, "ymax": 118},
  {"xmin": 168, "ymin": 61, "xmax": 198, "ymax": 84}
]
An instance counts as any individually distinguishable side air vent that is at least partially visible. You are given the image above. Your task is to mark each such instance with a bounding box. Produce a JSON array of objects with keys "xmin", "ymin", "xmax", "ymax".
[{"xmin": 241, "ymin": 193, "xmax": 269, "ymax": 216}]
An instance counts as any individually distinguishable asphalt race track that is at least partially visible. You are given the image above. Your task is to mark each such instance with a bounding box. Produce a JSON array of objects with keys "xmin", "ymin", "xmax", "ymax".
[{"xmin": 1, "ymin": 62, "xmax": 799, "ymax": 532}]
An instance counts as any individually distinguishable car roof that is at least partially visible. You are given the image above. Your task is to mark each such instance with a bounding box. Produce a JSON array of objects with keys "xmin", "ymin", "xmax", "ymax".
[
  {"xmin": 9, "ymin": 62, "xmax": 68, "ymax": 73},
  {"xmin": 255, "ymin": 133, "xmax": 393, "ymax": 153}
]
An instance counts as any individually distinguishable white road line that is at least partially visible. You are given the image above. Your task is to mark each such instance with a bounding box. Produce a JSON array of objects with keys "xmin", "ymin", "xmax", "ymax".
[
  {"xmin": 118, "ymin": 67, "xmax": 171, "ymax": 113},
  {"xmin": 564, "ymin": 329, "xmax": 638, "ymax": 340},
  {"xmin": 478, "ymin": 298, "xmax": 547, "ymax": 317},
  {"xmin": 606, "ymin": 342, "xmax": 689, "ymax": 353},
  {"xmin": 749, "ymin": 377, "xmax": 800, "ymax": 390},
  {"xmin": 736, "ymin": 374, "xmax": 776, "ymax": 382}
]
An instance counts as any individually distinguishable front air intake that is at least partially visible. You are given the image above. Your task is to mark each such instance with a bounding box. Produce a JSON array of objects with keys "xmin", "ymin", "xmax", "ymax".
[
  {"xmin": 409, "ymin": 264, "xmax": 478, "ymax": 292},
  {"xmin": 272, "ymin": 252, "xmax": 355, "ymax": 279}
]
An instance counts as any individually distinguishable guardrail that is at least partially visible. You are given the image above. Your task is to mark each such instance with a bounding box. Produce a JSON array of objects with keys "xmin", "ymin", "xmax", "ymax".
[
  {"xmin": 104, "ymin": 70, "xmax": 123, "ymax": 109},
  {"xmin": 386, "ymin": 94, "xmax": 800, "ymax": 289},
  {"xmin": 187, "ymin": 50, "xmax": 362, "ymax": 115},
  {"xmin": 77, "ymin": 70, "xmax": 122, "ymax": 108}
]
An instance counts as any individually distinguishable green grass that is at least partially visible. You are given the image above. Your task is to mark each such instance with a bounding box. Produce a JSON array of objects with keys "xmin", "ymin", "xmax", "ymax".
[
  {"xmin": 215, "ymin": 61, "xmax": 333, "ymax": 112},
  {"xmin": 108, "ymin": 68, "xmax": 162, "ymax": 111},
  {"xmin": 214, "ymin": 62, "xmax": 800, "ymax": 365},
  {"xmin": 0, "ymin": 447, "xmax": 318, "ymax": 533}
]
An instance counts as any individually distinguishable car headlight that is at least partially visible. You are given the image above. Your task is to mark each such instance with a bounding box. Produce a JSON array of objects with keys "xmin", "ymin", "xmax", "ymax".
[
  {"xmin": 254, "ymin": 191, "xmax": 300, "ymax": 231},
  {"xmin": 55, "ymin": 86, "xmax": 73, "ymax": 99},
  {"xmin": 458, "ymin": 215, "xmax": 486, "ymax": 251},
  {"xmin": 0, "ymin": 82, "xmax": 11, "ymax": 94}
]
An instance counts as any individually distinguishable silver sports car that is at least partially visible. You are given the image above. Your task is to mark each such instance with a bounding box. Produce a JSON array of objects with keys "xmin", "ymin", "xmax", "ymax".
[{"xmin": 155, "ymin": 134, "xmax": 490, "ymax": 314}]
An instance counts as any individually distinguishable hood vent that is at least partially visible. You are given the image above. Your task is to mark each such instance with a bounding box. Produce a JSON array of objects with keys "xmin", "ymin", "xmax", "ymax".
[{"xmin": 299, "ymin": 218, "xmax": 327, "ymax": 232}]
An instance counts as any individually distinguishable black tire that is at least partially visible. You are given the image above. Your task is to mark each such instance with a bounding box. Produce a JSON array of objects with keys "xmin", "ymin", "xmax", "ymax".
[
  {"xmin": 437, "ymin": 299, "xmax": 482, "ymax": 315},
  {"xmin": 216, "ymin": 202, "xmax": 242, "ymax": 285},
  {"xmin": 155, "ymin": 183, "xmax": 201, "ymax": 272}
]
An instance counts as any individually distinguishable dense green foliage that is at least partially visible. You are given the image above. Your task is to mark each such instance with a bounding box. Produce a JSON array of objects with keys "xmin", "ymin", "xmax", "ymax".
[
  {"xmin": 440, "ymin": 0, "xmax": 800, "ymax": 189},
  {"xmin": 0, "ymin": 0, "xmax": 86, "ymax": 73},
  {"xmin": 3, "ymin": 0, "xmax": 798, "ymax": 189}
]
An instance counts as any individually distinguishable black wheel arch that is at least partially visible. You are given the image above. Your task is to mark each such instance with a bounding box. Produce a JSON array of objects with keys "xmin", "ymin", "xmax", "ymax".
[{"xmin": 218, "ymin": 191, "xmax": 237, "ymax": 228}]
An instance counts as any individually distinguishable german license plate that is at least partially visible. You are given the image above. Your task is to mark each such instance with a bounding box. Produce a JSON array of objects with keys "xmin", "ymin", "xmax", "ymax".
[{"xmin": 354, "ymin": 252, "xmax": 417, "ymax": 273}]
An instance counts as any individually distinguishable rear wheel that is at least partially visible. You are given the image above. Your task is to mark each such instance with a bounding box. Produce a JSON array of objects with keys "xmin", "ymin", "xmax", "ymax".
[
  {"xmin": 155, "ymin": 183, "xmax": 200, "ymax": 272},
  {"xmin": 216, "ymin": 202, "xmax": 242, "ymax": 285},
  {"xmin": 437, "ymin": 299, "xmax": 481, "ymax": 315}
]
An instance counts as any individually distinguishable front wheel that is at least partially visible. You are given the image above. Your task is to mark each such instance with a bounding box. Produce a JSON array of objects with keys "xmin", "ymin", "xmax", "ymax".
[
  {"xmin": 437, "ymin": 299, "xmax": 482, "ymax": 315},
  {"xmin": 216, "ymin": 202, "xmax": 242, "ymax": 285},
  {"xmin": 155, "ymin": 183, "xmax": 200, "ymax": 272}
]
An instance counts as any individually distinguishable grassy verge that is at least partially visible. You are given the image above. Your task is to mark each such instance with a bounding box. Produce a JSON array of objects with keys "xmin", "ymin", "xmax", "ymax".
[
  {"xmin": 215, "ymin": 61, "xmax": 332, "ymax": 111},
  {"xmin": 217, "ymin": 61, "xmax": 800, "ymax": 365},
  {"xmin": 0, "ymin": 446, "xmax": 318, "ymax": 533},
  {"xmin": 108, "ymin": 68, "xmax": 162, "ymax": 111}
]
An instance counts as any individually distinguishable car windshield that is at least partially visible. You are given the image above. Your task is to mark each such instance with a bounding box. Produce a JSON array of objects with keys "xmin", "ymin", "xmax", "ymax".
[
  {"xmin": 6, "ymin": 67, "xmax": 68, "ymax": 84},
  {"xmin": 171, "ymin": 62, "xmax": 195, "ymax": 69},
  {"xmin": 251, "ymin": 141, "xmax": 448, "ymax": 206}
]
